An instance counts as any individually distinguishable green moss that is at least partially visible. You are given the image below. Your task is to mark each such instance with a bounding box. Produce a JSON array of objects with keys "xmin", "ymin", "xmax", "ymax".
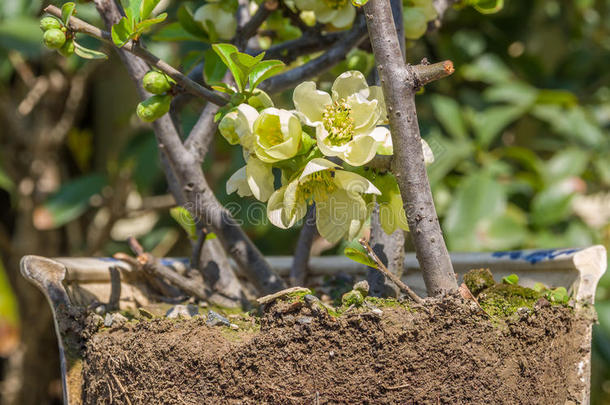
[
  {"xmin": 282, "ymin": 288, "xmax": 312, "ymax": 303},
  {"xmin": 478, "ymin": 284, "xmax": 541, "ymax": 318},
  {"xmin": 463, "ymin": 268, "xmax": 495, "ymax": 296},
  {"xmin": 341, "ymin": 290, "xmax": 364, "ymax": 307}
]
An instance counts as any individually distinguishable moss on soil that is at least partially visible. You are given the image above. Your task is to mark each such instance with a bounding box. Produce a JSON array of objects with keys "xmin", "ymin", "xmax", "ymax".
[
  {"xmin": 462, "ymin": 268, "xmax": 571, "ymax": 320},
  {"xmin": 478, "ymin": 284, "xmax": 542, "ymax": 318}
]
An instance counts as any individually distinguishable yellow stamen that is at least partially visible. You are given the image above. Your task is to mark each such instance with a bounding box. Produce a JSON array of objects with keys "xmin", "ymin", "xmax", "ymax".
[
  {"xmin": 300, "ymin": 170, "xmax": 336, "ymax": 202},
  {"xmin": 322, "ymin": 99, "xmax": 354, "ymax": 146}
]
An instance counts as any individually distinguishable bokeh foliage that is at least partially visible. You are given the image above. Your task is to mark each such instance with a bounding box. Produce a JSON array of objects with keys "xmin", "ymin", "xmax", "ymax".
[{"xmin": 0, "ymin": 0, "xmax": 608, "ymax": 403}]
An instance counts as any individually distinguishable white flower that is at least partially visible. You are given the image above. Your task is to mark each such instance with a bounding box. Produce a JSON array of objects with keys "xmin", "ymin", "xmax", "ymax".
[
  {"xmin": 294, "ymin": 0, "xmax": 356, "ymax": 28},
  {"xmin": 267, "ymin": 158, "xmax": 380, "ymax": 242},
  {"xmin": 252, "ymin": 107, "xmax": 302, "ymax": 163},
  {"xmin": 293, "ymin": 71, "xmax": 390, "ymax": 166},
  {"xmin": 226, "ymin": 156, "xmax": 274, "ymax": 202}
]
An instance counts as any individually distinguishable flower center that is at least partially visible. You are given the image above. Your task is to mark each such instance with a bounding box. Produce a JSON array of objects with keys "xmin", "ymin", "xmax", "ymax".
[
  {"xmin": 264, "ymin": 125, "xmax": 284, "ymax": 146},
  {"xmin": 322, "ymin": 0, "xmax": 349, "ymax": 10},
  {"xmin": 300, "ymin": 170, "xmax": 336, "ymax": 202},
  {"xmin": 322, "ymin": 99, "xmax": 354, "ymax": 146}
]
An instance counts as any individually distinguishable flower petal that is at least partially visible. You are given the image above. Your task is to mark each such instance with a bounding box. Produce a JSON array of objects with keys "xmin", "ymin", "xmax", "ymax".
[
  {"xmin": 267, "ymin": 186, "xmax": 290, "ymax": 229},
  {"xmin": 293, "ymin": 81, "xmax": 331, "ymax": 125},
  {"xmin": 342, "ymin": 134, "xmax": 378, "ymax": 166},
  {"xmin": 331, "ymin": 70, "xmax": 369, "ymax": 101},
  {"xmin": 369, "ymin": 126, "xmax": 393, "ymax": 155},
  {"xmin": 218, "ymin": 104, "xmax": 258, "ymax": 148},
  {"xmin": 315, "ymin": 5, "xmax": 338, "ymax": 23},
  {"xmin": 334, "ymin": 170, "xmax": 381, "ymax": 195},
  {"xmin": 299, "ymin": 157, "xmax": 339, "ymax": 181},
  {"xmin": 315, "ymin": 124, "xmax": 349, "ymax": 157},
  {"xmin": 254, "ymin": 108, "xmax": 302, "ymax": 163},
  {"xmin": 267, "ymin": 183, "xmax": 307, "ymax": 229},
  {"xmin": 246, "ymin": 157, "xmax": 274, "ymax": 202},
  {"xmin": 347, "ymin": 93, "xmax": 379, "ymax": 131},
  {"xmin": 294, "ymin": 0, "xmax": 318, "ymax": 10},
  {"xmin": 226, "ymin": 166, "xmax": 252, "ymax": 197},
  {"xmin": 368, "ymin": 85, "xmax": 388, "ymax": 124},
  {"xmin": 422, "ymin": 138, "xmax": 435, "ymax": 165},
  {"xmin": 315, "ymin": 189, "xmax": 366, "ymax": 243}
]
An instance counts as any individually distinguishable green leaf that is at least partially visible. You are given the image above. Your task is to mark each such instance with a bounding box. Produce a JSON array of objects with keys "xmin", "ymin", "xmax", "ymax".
[
  {"xmin": 177, "ymin": 5, "xmax": 208, "ymax": 39},
  {"xmin": 444, "ymin": 171, "xmax": 507, "ymax": 251},
  {"xmin": 169, "ymin": 206, "xmax": 198, "ymax": 240},
  {"xmin": 125, "ymin": 0, "xmax": 143, "ymax": 25},
  {"xmin": 73, "ymin": 42, "xmax": 107, "ymax": 59},
  {"xmin": 344, "ymin": 246, "xmax": 378, "ymax": 269},
  {"xmin": 531, "ymin": 105, "xmax": 604, "ymax": 148},
  {"xmin": 203, "ymin": 48, "xmax": 228, "ymax": 84},
  {"xmin": 248, "ymin": 59, "xmax": 284, "ymax": 90},
  {"xmin": 546, "ymin": 287, "xmax": 569, "ymax": 304},
  {"xmin": 462, "ymin": 54, "xmax": 513, "ymax": 84},
  {"xmin": 530, "ymin": 182, "xmax": 576, "ymax": 227},
  {"xmin": 231, "ymin": 52, "xmax": 264, "ymax": 70},
  {"xmin": 0, "ymin": 257, "xmax": 19, "ymax": 333},
  {"xmin": 544, "ymin": 148, "xmax": 589, "ymax": 183},
  {"xmin": 472, "ymin": 0, "xmax": 504, "ymax": 14},
  {"xmin": 424, "ymin": 130, "xmax": 473, "ymax": 185},
  {"xmin": 212, "ymin": 43, "xmax": 245, "ymax": 92},
  {"xmin": 0, "ymin": 17, "xmax": 43, "ymax": 57},
  {"xmin": 111, "ymin": 16, "xmax": 133, "ymax": 47},
  {"xmin": 34, "ymin": 174, "xmax": 107, "ymax": 230},
  {"xmin": 430, "ymin": 95, "xmax": 468, "ymax": 139},
  {"xmin": 61, "ymin": 2, "xmax": 76, "ymax": 26},
  {"xmin": 477, "ymin": 210, "xmax": 528, "ymax": 250},
  {"xmin": 351, "ymin": 0, "xmax": 369, "ymax": 5},
  {"xmin": 140, "ymin": 0, "xmax": 161, "ymax": 20},
  {"xmin": 134, "ymin": 13, "xmax": 167, "ymax": 36},
  {"xmin": 535, "ymin": 89, "xmax": 577, "ymax": 106},
  {"xmin": 0, "ymin": 165, "xmax": 13, "ymax": 193},
  {"xmin": 483, "ymin": 82, "xmax": 538, "ymax": 107},
  {"xmin": 211, "ymin": 83, "xmax": 235, "ymax": 94},
  {"xmin": 152, "ymin": 22, "xmax": 201, "ymax": 42},
  {"xmin": 501, "ymin": 274, "xmax": 519, "ymax": 285},
  {"xmin": 468, "ymin": 104, "xmax": 527, "ymax": 148}
]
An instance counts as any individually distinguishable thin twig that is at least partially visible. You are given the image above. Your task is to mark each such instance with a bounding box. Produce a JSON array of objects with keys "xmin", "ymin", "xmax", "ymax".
[
  {"xmin": 43, "ymin": 5, "xmax": 229, "ymax": 106},
  {"xmin": 237, "ymin": 0, "xmax": 277, "ymax": 47},
  {"xmin": 290, "ymin": 204, "xmax": 317, "ymax": 286},
  {"xmin": 359, "ymin": 238, "xmax": 423, "ymax": 304},
  {"xmin": 126, "ymin": 236, "xmax": 210, "ymax": 300},
  {"xmin": 250, "ymin": 31, "xmax": 344, "ymax": 64}
]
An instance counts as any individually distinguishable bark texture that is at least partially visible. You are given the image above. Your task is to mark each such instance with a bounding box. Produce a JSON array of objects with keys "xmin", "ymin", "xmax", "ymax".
[{"xmin": 363, "ymin": 0, "xmax": 457, "ymax": 295}]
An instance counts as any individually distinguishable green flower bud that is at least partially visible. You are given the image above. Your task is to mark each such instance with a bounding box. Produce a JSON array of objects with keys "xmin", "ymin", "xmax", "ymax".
[
  {"xmin": 136, "ymin": 94, "xmax": 172, "ymax": 122},
  {"xmin": 246, "ymin": 89, "xmax": 274, "ymax": 110},
  {"xmin": 403, "ymin": 8, "xmax": 427, "ymax": 39},
  {"xmin": 58, "ymin": 39, "xmax": 75, "ymax": 57},
  {"xmin": 43, "ymin": 28, "xmax": 66, "ymax": 50},
  {"xmin": 142, "ymin": 71, "xmax": 174, "ymax": 95},
  {"xmin": 40, "ymin": 16, "xmax": 62, "ymax": 32}
]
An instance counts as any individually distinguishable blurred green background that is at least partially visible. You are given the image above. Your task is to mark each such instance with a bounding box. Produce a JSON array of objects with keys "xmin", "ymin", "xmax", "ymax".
[{"xmin": 0, "ymin": 0, "xmax": 608, "ymax": 404}]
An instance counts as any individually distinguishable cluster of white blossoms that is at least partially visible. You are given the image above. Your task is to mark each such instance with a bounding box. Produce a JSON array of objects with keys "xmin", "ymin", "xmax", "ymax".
[{"xmin": 219, "ymin": 71, "xmax": 433, "ymax": 243}]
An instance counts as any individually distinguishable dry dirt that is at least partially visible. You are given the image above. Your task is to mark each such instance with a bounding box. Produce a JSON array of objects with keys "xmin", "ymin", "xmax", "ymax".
[{"xmin": 80, "ymin": 296, "xmax": 591, "ymax": 404}]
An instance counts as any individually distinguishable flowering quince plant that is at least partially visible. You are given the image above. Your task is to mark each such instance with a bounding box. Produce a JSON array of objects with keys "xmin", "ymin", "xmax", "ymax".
[{"xmin": 212, "ymin": 44, "xmax": 434, "ymax": 243}]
